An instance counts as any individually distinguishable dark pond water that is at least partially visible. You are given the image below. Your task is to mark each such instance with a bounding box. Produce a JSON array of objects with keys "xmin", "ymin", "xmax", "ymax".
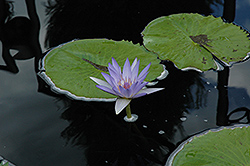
[{"xmin": 0, "ymin": 0, "xmax": 250, "ymax": 165}]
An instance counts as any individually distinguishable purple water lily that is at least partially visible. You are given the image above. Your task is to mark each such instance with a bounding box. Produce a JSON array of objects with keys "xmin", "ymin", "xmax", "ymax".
[{"xmin": 90, "ymin": 57, "xmax": 164, "ymax": 116}]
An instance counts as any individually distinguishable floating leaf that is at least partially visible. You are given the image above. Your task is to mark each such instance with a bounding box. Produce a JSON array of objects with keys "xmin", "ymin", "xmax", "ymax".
[
  {"xmin": 0, "ymin": 160, "xmax": 10, "ymax": 166},
  {"xmin": 166, "ymin": 125, "xmax": 250, "ymax": 165},
  {"xmin": 142, "ymin": 13, "xmax": 250, "ymax": 71},
  {"xmin": 39, "ymin": 39, "xmax": 163, "ymax": 101}
]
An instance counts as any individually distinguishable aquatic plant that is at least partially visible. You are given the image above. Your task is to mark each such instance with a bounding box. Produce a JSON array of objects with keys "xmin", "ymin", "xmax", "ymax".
[{"xmin": 90, "ymin": 57, "xmax": 164, "ymax": 122}]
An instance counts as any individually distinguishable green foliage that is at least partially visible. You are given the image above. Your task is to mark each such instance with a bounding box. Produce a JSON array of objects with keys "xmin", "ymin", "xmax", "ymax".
[
  {"xmin": 142, "ymin": 13, "xmax": 250, "ymax": 71},
  {"xmin": 43, "ymin": 39, "xmax": 163, "ymax": 100},
  {"xmin": 167, "ymin": 125, "xmax": 250, "ymax": 165},
  {"xmin": 42, "ymin": 13, "xmax": 250, "ymax": 100},
  {"xmin": 0, "ymin": 162, "xmax": 9, "ymax": 166}
]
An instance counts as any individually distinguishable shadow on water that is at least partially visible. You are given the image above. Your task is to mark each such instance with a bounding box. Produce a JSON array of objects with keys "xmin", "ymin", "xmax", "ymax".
[
  {"xmin": 216, "ymin": 65, "xmax": 250, "ymax": 126},
  {"xmin": 60, "ymin": 62, "xmax": 208, "ymax": 165},
  {"xmin": 213, "ymin": 0, "xmax": 250, "ymax": 125},
  {"xmin": 44, "ymin": 0, "xmax": 222, "ymax": 48},
  {"xmin": 0, "ymin": 0, "xmax": 42, "ymax": 74},
  {"xmin": 0, "ymin": 0, "xmax": 63, "ymax": 96}
]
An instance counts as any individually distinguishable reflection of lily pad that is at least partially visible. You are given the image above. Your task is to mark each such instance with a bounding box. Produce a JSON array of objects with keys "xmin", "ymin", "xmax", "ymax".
[
  {"xmin": 142, "ymin": 13, "xmax": 250, "ymax": 71},
  {"xmin": 166, "ymin": 125, "xmax": 250, "ymax": 165},
  {"xmin": 39, "ymin": 39, "xmax": 163, "ymax": 101}
]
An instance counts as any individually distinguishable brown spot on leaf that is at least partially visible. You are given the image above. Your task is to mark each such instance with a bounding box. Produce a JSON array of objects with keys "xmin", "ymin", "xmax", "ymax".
[
  {"xmin": 233, "ymin": 49, "xmax": 237, "ymax": 52},
  {"xmin": 190, "ymin": 34, "xmax": 212, "ymax": 47},
  {"xmin": 222, "ymin": 57, "xmax": 229, "ymax": 62},
  {"xmin": 202, "ymin": 57, "xmax": 207, "ymax": 64}
]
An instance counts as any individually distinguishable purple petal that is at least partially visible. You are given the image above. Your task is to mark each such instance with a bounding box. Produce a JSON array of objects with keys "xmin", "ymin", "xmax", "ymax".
[
  {"xmin": 123, "ymin": 58, "xmax": 132, "ymax": 80},
  {"xmin": 96, "ymin": 85, "xmax": 117, "ymax": 96},
  {"xmin": 118, "ymin": 85, "xmax": 131, "ymax": 98},
  {"xmin": 112, "ymin": 57, "xmax": 121, "ymax": 74},
  {"xmin": 90, "ymin": 77, "xmax": 111, "ymax": 88},
  {"xmin": 110, "ymin": 76, "xmax": 119, "ymax": 87},
  {"xmin": 128, "ymin": 82, "xmax": 138, "ymax": 96},
  {"xmin": 131, "ymin": 59, "xmax": 140, "ymax": 82},
  {"xmin": 126, "ymin": 88, "xmax": 133, "ymax": 98},
  {"xmin": 131, "ymin": 58, "xmax": 138, "ymax": 71},
  {"xmin": 138, "ymin": 88, "xmax": 164, "ymax": 95},
  {"xmin": 108, "ymin": 63, "xmax": 121, "ymax": 82},
  {"xmin": 132, "ymin": 87, "xmax": 164, "ymax": 98},
  {"xmin": 138, "ymin": 63, "xmax": 151, "ymax": 81},
  {"xmin": 108, "ymin": 63, "xmax": 118, "ymax": 75},
  {"xmin": 108, "ymin": 62, "xmax": 116, "ymax": 71},
  {"xmin": 132, "ymin": 82, "xmax": 148, "ymax": 96},
  {"xmin": 101, "ymin": 72, "xmax": 115, "ymax": 87},
  {"xmin": 112, "ymin": 86, "xmax": 124, "ymax": 97},
  {"xmin": 115, "ymin": 98, "xmax": 131, "ymax": 115},
  {"xmin": 132, "ymin": 93, "xmax": 147, "ymax": 98},
  {"xmin": 137, "ymin": 71, "xmax": 149, "ymax": 83}
]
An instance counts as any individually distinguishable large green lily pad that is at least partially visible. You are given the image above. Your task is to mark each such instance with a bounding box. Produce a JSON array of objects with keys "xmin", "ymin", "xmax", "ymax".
[
  {"xmin": 166, "ymin": 125, "xmax": 250, "ymax": 165},
  {"xmin": 40, "ymin": 39, "xmax": 163, "ymax": 101},
  {"xmin": 142, "ymin": 13, "xmax": 250, "ymax": 71}
]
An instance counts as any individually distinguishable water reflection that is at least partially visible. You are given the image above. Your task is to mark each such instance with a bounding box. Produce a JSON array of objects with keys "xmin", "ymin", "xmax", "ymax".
[
  {"xmin": 44, "ymin": 0, "xmax": 221, "ymax": 48},
  {"xmin": 60, "ymin": 63, "xmax": 208, "ymax": 165},
  {"xmin": 211, "ymin": 62, "xmax": 250, "ymax": 126},
  {"xmin": 0, "ymin": 0, "xmax": 59, "ymax": 96},
  {"xmin": 217, "ymin": 87, "xmax": 250, "ymax": 126},
  {"xmin": 61, "ymin": 101, "xmax": 171, "ymax": 165},
  {"xmin": 0, "ymin": 0, "xmax": 42, "ymax": 74},
  {"xmin": 222, "ymin": 0, "xmax": 236, "ymax": 22}
]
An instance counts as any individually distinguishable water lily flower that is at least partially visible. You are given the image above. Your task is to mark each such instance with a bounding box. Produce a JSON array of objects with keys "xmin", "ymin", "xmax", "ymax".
[{"xmin": 90, "ymin": 57, "xmax": 164, "ymax": 118}]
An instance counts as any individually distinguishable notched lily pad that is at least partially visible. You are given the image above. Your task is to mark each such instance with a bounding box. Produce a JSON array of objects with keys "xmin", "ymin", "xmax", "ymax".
[
  {"xmin": 39, "ymin": 39, "xmax": 163, "ymax": 101},
  {"xmin": 142, "ymin": 13, "xmax": 250, "ymax": 71},
  {"xmin": 166, "ymin": 124, "xmax": 250, "ymax": 165}
]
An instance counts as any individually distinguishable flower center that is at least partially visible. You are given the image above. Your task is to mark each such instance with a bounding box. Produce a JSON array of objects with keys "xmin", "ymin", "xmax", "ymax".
[
  {"xmin": 117, "ymin": 78, "xmax": 132, "ymax": 91},
  {"xmin": 123, "ymin": 82, "xmax": 131, "ymax": 89}
]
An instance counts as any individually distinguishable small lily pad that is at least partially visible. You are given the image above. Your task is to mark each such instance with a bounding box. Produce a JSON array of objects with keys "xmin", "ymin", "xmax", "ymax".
[
  {"xmin": 166, "ymin": 125, "xmax": 250, "ymax": 165},
  {"xmin": 39, "ymin": 39, "xmax": 163, "ymax": 101},
  {"xmin": 1, "ymin": 162, "xmax": 9, "ymax": 166},
  {"xmin": 142, "ymin": 13, "xmax": 250, "ymax": 71}
]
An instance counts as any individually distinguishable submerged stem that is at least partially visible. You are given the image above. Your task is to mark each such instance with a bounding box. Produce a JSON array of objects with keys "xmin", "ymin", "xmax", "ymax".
[
  {"xmin": 124, "ymin": 103, "xmax": 138, "ymax": 122},
  {"xmin": 126, "ymin": 104, "xmax": 132, "ymax": 119}
]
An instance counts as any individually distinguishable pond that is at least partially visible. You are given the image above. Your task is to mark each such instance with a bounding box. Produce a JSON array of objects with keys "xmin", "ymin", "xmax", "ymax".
[{"xmin": 0, "ymin": 0, "xmax": 250, "ymax": 165}]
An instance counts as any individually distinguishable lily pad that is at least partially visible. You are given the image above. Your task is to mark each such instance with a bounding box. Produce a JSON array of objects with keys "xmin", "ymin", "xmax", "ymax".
[
  {"xmin": 0, "ymin": 162, "xmax": 9, "ymax": 166},
  {"xmin": 142, "ymin": 13, "xmax": 250, "ymax": 71},
  {"xmin": 166, "ymin": 125, "xmax": 250, "ymax": 165},
  {"xmin": 39, "ymin": 39, "xmax": 163, "ymax": 101}
]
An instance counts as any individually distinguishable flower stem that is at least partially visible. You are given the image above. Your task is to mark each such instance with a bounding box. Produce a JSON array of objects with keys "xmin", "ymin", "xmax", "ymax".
[{"xmin": 126, "ymin": 104, "xmax": 132, "ymax": 119}]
